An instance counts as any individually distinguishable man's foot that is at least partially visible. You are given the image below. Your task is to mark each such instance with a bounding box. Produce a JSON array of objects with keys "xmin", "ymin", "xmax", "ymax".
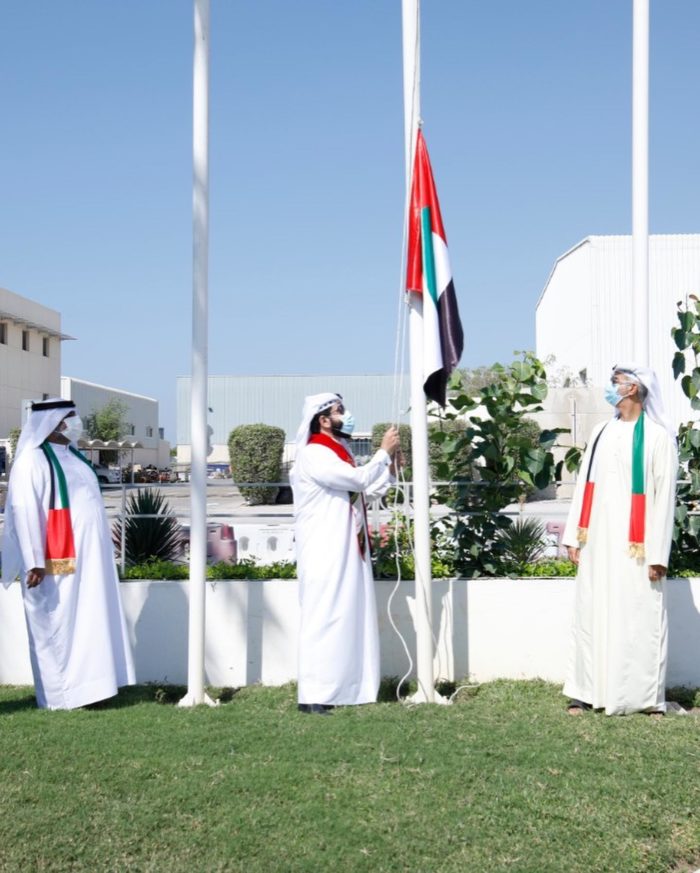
[
  {"xmin": 298, "ymin": 703, "xmax": 331, "ymax": 715},
  {"xmin": 567, "ymin": 699, "xmax": 592, "ymax": 715}
]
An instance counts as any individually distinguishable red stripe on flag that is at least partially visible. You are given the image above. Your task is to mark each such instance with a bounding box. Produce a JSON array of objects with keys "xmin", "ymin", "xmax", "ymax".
[{"xmin": 406, "ymin": 130, "xmax": 448, "ymax": 294}]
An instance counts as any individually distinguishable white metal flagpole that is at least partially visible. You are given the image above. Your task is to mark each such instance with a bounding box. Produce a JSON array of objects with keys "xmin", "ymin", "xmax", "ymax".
[
  {"xmin": 402, "ymin": 0, "xmax": 440, "ymax": 704},
  {"xmin": 632, "ymin": 0, "xmax": 650, "ymax": 365},
  {"xmin": 179, "ymin": 0, "xmax": 216, "ymax": 708}
]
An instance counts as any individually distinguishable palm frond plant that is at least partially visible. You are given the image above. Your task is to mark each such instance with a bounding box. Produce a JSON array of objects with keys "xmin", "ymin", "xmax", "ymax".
[
  {"xmin": 497, "ymin": 516, "xmax": 547, "ymax": 575},
  {"xmin": 113, "ymin": 488, "xmax": 183, "ymax": 566}
]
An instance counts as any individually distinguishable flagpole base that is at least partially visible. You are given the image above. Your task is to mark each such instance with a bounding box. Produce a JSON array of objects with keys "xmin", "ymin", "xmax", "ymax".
[
  {"xmin": 177, "ymin": 690, "xmax": 219, "ymax": 708},
  {"xmin": 407, "ymin": 688, "xmax": 451, "ymax": 706}
]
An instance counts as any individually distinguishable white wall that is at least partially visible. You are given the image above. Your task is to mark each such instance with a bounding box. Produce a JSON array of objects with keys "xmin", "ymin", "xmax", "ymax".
[
  {"xmin": 2, "ymin": 577, "xmax": 699, "ymax": 690},
  {"xmin": 61, "ymin": 376, "xmax": 168, "ymax": 467}
]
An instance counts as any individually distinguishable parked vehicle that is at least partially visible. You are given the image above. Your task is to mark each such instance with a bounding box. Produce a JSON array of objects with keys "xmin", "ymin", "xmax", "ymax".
[{"xmin": 93, "ymin": 464, "xmax": 121, "ymax": 485}]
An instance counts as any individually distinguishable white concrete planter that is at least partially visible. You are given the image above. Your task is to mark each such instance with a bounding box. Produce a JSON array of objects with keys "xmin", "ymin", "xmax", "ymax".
[{"xmin": 1, "ymin": 577, "xmax": 699, "ymax": 688}]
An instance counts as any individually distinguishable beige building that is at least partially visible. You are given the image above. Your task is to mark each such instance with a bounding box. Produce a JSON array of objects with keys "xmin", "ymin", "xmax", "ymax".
[{"xmin": 0, "ymin": 286, "xmax": 71, "ymax": 440}]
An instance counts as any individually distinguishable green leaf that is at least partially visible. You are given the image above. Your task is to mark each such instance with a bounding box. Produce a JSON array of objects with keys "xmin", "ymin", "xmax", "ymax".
[
  {"xmin": 672, "ymin": 351, "xmax": 686, "ymax": 380},
  {"xmin": 674, "ymin": 330, "xmax": 690, "ymax": 351},
  {"xmin": 678, "ymin": 310, "xmax": 696, "ymax": 331}
]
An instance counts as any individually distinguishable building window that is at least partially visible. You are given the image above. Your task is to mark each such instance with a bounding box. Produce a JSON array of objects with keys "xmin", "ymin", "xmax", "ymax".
[
  {"xmin": 128, "ymin": 424, "xmax": 135, "ymax": 436},
  {"xmin": 158, "ymin": 427, "xmax": 164, "ymax": 439},
  {"xmin": 42, "ymin": 337, "xmax": 50, "ymax": 357},
  {"xmin": 22, "ymin": 330, "xmax": 29, "ymax": 351},
  {"xmin": 0, "ymin": 323, "xmax": 7, "ymax": 344},
  {"xmin": 42, "ymin": 393, "xmax": 49, "ymax": 401},
  {"xmin": 146, "ymin": 426, "xmax": 154, "ymax": 438}
]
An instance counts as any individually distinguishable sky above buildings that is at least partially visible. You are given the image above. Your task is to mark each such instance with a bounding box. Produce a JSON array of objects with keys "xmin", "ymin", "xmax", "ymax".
[{"xmin": 2, "ymin": 1, "xmax": 700, "ymax": 440}]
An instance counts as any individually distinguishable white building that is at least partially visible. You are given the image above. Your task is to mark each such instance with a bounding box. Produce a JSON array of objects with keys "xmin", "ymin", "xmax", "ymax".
[
  {"xmin": 0, "ymin": 286, "xmax": 71, "ymax": 438},
  {"xmin": 536, "ymin": 234, "xmax": 700, "ymax": 443},
  {"xmin": 176, "ymin": 374, "xmax": 408, "ymax": 467},
  {"xmin": 61, "ymin": 377, "xmax": 171, "ymax": 468}
]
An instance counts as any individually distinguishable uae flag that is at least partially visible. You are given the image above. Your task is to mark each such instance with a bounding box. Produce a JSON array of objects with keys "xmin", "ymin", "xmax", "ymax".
[{"xmin": 406, "ymin": 129, "xmax": 464, "ymax": 406}]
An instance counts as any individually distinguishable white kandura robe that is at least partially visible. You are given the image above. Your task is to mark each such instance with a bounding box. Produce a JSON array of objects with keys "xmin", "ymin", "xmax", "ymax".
[
  {"xmin": 2, "ymin": 444, "xmax": 135, "ymax": 709},
  {"xmin": 562, "ymin": 417, "xmax": 677, "ymax": 715},
  {"xmin": 291, "ymin": 442, "xmax": 393, "ymax": 705}
]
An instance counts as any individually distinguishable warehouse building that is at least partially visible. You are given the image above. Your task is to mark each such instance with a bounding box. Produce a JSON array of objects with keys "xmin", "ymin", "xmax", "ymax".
[
  {"xmin": 536, "ymin": 234, "xmax": 700, "ymax": 445},
  {"xmin": 176, "ymin": 373, "xmax": 409, "ymax": 466}
]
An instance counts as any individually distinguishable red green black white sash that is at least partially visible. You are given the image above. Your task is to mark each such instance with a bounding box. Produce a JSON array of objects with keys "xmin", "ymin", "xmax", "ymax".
[{"xmin": 576, "ymin": 414, "xmax": 646, "ymax": 558}]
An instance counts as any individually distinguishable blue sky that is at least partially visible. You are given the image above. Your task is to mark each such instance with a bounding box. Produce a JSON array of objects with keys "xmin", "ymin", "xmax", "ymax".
[{"xmin": 2, "ymin": 1, "xmax": 700, "ymax": 440}]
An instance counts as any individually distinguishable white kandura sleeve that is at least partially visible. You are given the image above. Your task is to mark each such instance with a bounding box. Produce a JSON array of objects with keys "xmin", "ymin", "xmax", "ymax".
[
  {"xmin": 9, "ymin": 453, "xmax": 49, "ymax": 571},
  {"xmin": 305, "ymin": 447, "xmax": 392, "ymax": 493},
  {"xmin": 646, "ymin": 431, "xmax": 679, "ymax": 568}
]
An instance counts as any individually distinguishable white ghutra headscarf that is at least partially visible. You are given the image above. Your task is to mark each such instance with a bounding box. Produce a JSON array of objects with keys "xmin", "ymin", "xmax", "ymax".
[
  {"xmin": 613, "ymin": 363, "xmax": 675, "ymax": 437},
  {"xmin": 14, "ymin": 398, "xmax": 77, "ymax": 460},
  {"xmin": 294, "ymin": 393, "xmax": 342, "ymax": 451}
]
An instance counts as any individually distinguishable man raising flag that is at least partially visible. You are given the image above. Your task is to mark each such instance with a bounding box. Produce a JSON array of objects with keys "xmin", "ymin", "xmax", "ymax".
[{"xmin": 406, "ymin": 128, "xmax": 464, "ymax": 406}]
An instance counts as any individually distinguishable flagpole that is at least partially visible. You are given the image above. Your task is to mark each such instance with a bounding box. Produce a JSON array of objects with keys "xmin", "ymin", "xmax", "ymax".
[
  {"xmin": 632, "ymin": 0, "xmax": 649, "ymax": 365},
  {"xmin": 402, "ymin": 0, "xmax": 437, "ymax": 704},
  {"xmin": 179, "ymin": 0, "xmax": 216, "ymax": 708}
]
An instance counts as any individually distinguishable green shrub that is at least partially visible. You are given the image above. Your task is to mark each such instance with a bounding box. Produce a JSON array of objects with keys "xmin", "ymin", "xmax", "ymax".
[
  {"xmin": 113, "ymin": 489, "xmax": 182, "ymax": 566},
  {"xmin": 120, "ymin": 558, "xmax": 297, "ymax": 581},
  {"xmin": 519, "ymin": 559, "xmax": 576, "ymax": 577},
  {"xmin": 228, "ymin": 424, "xmax": 286, "ymax": 505},
  {"xmin": 122, "ymin": 559, "xmax": 189, "ymax": 580},
  {"xmin": 497, "ymin": 516, "xmax": 547, "ymax": 574},
  {"xmin": 371, "ymin": 516, "xmax": 454, "ymax": 579}
]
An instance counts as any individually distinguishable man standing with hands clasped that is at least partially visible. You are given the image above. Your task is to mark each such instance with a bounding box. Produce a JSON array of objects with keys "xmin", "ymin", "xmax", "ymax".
[
  {"xmin": 562, "ymin": 365, "xmax": 677, "ymax": 716},
  {"xmin": 291, "ymin": 393, "xmax": 402, "ymax": 715},
  {"xmin": 2, "ymin": 399, "xmax": 134, "ymax": 710}
]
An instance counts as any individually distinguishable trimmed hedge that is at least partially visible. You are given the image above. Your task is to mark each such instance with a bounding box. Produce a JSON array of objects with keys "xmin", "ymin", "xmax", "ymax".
[{"xmin": 228, "ymin": 423, "xmax": 286, "ymax": 505}]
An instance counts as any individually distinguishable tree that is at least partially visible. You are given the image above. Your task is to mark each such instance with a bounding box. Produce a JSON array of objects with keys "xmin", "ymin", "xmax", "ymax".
[
  {"xmin": 669, "ymin": 297, "xmax": 700, "ymax": 573},
  {"xmin": 84, "ymin": 399, "xmax": 129, "ymax": 464},
  {"xmin": 430, "ymin": 352, "xmax": 569, "ymax": 577},
  {"xmin": 8, "ymin": 427, "xmax": 21, "ymax": 459}
]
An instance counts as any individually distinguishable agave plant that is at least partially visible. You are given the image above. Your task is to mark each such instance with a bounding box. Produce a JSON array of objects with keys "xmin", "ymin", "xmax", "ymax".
[
  {"xmin": 113, "ymin": 488, "xmax": 183, "ymax": 566},
  {"xmin": 497, "ymin": 516, "xmax": 547, "ymax": 574}
]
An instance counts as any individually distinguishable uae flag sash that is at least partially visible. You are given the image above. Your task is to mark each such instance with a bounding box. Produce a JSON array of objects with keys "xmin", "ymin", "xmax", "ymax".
[
  {"xmin": 307, "ymin": 433, "xmax": 368, "ymax": 558},
  {"xmin": 577, "ymin": 414, "xmax": 646, "ymax": 558},
  {"xmin": 41, "ymin": 442, "xmax": 77, "ymax": 575}
]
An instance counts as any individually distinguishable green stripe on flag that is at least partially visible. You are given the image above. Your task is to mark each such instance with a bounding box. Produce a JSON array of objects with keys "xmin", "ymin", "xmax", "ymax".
[{"xmin": 420, "ymin": 206, "xmax": 439, "ymax": 307}]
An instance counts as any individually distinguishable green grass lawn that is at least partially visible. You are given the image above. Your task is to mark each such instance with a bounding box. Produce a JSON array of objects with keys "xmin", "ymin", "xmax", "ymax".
[{"xmin": 0, "ymin": 681, "xmax": 698, "ymax": 873}]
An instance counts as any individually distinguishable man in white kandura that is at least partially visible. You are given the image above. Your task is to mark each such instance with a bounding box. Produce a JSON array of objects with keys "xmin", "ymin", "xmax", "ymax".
[
  {"xmin": 562, "ymin": 365, "xmax": 677, "ymax": 716},
  {"xmin": 291, "ymin": 393, "xmax": 401, "ymax": 715},
  {"xmin": 2, "ymin": 399, "xmax": 135, "ymax": 709}
]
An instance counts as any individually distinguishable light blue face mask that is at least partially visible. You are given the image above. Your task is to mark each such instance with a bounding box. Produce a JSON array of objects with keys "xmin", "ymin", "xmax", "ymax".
[
  {"xmin": 604, "ymin": 380, "xmax": 632, "ymax": 407},
  {"xmin": 604, "ymin": 381, "xmax": 621, "ymax": 407},
  {"xmin": 338, "ymin": 411, "xmax": 355, "ymax": 436}
]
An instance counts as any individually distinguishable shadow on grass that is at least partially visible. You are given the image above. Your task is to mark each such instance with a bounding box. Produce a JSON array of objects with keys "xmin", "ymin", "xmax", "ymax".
[
  {"xmin": 0, "ymin": 693, "xmax": 37, "ymax": 714},
  {"xmin": 377, "ymin": 676, "xmax": 478, "ymax": 703},
  {"xmin": 85, "ymin": 684, "xmax": 243, "ymax": 709}
]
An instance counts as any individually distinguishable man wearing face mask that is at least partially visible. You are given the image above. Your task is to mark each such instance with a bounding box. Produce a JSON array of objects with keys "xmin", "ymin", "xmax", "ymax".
[
  {"xmin": 291, "ymin": 393, "xmax": 402, "ymax": 714},
  {"xmin": 561, "ymin": 365, "xmax": 677, "ymax": 716},
  {"xmin": 1, "ymin": 399, "xmax": 135, "ymax": 709}
]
